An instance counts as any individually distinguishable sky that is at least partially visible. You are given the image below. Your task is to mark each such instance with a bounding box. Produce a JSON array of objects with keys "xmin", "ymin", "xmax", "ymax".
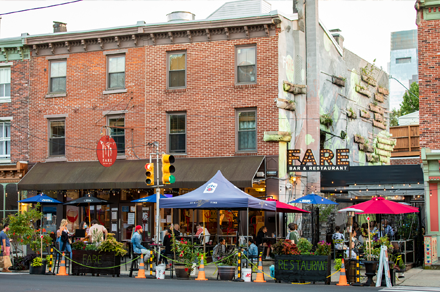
[{"xmin": 0, "ymin": 0, "xmax": 417, "ymax": 72}]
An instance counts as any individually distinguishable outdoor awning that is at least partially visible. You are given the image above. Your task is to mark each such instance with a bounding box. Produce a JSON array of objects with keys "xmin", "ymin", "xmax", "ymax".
[{"xmin": 18, "ymin": 156, "xmax": 264, "ymax": 191}]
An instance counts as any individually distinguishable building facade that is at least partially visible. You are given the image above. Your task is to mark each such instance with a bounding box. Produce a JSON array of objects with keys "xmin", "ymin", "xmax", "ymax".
[
  {"xmin": 416, "ymin": 0, "xmax": 440, "ymax": 262},
  {"xmin": 389, "ymin": 30, "xmax": 418, "ymax": 110}
]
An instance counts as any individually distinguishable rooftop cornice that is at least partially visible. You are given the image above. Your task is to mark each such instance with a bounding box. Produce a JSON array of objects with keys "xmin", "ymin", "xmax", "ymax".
[{"xmin": 25, "ymin": 14, "xmax": 279, "ymax": 45}]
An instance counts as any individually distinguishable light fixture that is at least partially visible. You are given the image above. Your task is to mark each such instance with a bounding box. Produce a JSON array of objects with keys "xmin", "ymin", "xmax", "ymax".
[
  {"xmin": 335, "ymin": 188, "xmax": 337, "ymax": 192},
  {"xmin": 350, "ymin": 197, "xmax": 353, "ymax": 201},
  {"xmin": 403, "ymin": 183, "xmax": 406, "ymax": 186},
  {"xmin": 340, "ymin": 190, "xmax": 342, "ymax": 193},
  {"xmin": 409, "ymin": 184, "xmax": 411, "ymax": 187},
  {"xmin": 379, "ymin": 183, "xmax": 381, "ymax": 186},
  {"xmin": 392, "ymin": 185, "xmax": 394, "ymax": 189},
  {"xmin": 138, "ymin": 190, "xmax": 140, "ymax": 193},
  {"xmin": 384, "ymin": 187, "xmax": 386, "ymax": 191},
  {"xmin": 355, "ymin": 196, "xmax": 358, "ymax": 199},
  {"xmin": 354, "ymin": 182, "xmax": 357, "ymax": 186},
  {"xmin": 366, "ymin": 188, "xmax": 369, "ymax": 192},
  {"xmin": 332, "ymin": 181, "xmax": 334, "ymax": 184},
  {"xmin": 417, "ymin": 182, "xmax": 420, "ymax": 185},
  {"xmin": 359, "ymin": 189, "xmax": 362, "ymax": 193}
]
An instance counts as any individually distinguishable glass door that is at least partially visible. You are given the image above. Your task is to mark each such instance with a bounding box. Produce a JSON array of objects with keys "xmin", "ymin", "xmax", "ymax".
[{"xmin": 119, "ymin": 203, "xmax": 136, "ymax": 242}]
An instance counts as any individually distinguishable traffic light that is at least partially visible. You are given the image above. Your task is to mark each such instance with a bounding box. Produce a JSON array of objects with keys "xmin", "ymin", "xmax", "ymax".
[
  {"xmin": 145, "ymin": 163, "xmax": 154, "ymax": 186},
  {"xmin": 162, "ymin": 154, "xmax": 175, "ymax": 184}
]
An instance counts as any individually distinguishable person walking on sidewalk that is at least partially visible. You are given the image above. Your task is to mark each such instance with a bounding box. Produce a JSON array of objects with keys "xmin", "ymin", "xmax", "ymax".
[{"xmin": 0, "ymin": 224, "xmax": 12, "ymax": 272}]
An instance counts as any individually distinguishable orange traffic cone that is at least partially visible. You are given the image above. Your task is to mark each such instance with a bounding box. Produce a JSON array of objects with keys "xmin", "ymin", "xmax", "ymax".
[
  {"xmin": 135, "ymin": 255, "xmax": 146, "ymax": 279},
  {"xmin": 254, "ymin": 253, "xmax": 266, "ymax": 283},
  {"xmin": 56, "ymin": 252, "xmax": 68, "ymax": 276},
  {"xmin": 336, "ymin": 258, "xmax": 350, "ymax": 286},
  {"xmin": 195, "ymin": 254, "xmax": 208, "ymax": 281}
]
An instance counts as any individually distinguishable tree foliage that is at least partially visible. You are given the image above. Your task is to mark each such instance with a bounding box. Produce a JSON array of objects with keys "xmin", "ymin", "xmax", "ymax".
[
  {"xmin": 400, "ymin": 82, "xmax": 419, "ymax": 116},
  {"xmin": 390, "ymin": 108, "xmax": 402, "ymax": 127}
]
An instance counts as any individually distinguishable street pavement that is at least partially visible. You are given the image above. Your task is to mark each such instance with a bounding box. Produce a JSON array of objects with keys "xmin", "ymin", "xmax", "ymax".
[
  {"xmin": 0, "ymin": 273, "xmax": 383, "ymax": 292},
  {"xmin": 393, "ymin": 267, "xmax": 440, "ymax": 287}
]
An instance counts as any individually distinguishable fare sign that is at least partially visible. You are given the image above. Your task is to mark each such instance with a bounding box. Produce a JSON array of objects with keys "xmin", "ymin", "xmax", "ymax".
[
  {"xmin": 96, "ymin": 135, "xmax": 117, "ymax": 167},
  {"xmin": 287, "ymin": 149, "xmax": 350, "ymax": 172}
]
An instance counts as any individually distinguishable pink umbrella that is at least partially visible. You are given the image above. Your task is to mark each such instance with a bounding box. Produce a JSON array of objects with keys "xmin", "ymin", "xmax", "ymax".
[
  {"xmin": 266, "ymin": 198, "xmax": 310, "ymax": 213},
  {"xmin": 341, "ymin": 197, "xmax": 419, "ymax": 214}
]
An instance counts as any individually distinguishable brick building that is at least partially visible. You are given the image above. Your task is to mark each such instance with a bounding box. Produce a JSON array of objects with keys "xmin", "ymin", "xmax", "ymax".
[
  {"xmin": 0, "ymin": 35, "xmax": 30, "ymax": 219},
  {"xmin": 8, "ymin": 0, "xmax": 398, "ymax": 242},
  {"xmin": 416, "ymin": 0, "xmax": 440, "ymax": 263}
]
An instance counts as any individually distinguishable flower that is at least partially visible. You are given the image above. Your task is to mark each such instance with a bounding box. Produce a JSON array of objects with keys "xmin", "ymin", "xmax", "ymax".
[
  {"xmin": 21, "ymin": 239, "xmax": 23, "ymax": 242},
  {"xmin": 184, "ymin": 268, "xmax": 188, "ymax": 272},
  {"xmin": 43, "ymin": 229, "xmax": 46, "ymax": 233},
  {"xmin": 184, "ymin": 241, "xmax": 187, "ymax": 244},
  {"xmin": 13, "ymin": 232, "xmax": 15, "ymax": 235}
]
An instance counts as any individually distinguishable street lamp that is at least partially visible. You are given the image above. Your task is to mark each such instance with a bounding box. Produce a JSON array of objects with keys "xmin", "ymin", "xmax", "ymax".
[{"xmin": 338, "ymin": 208, "xmax": 364, "ymax": 261}]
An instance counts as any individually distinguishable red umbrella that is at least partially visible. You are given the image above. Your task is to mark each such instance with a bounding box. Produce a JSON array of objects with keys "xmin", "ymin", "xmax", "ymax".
[
  {"xmin": 266, "ymin": 198, "xmax": 309, "ymax": 213},
  {"xmin": 341, "ymin": 197, "xmax": 419, "ymax": 214}
]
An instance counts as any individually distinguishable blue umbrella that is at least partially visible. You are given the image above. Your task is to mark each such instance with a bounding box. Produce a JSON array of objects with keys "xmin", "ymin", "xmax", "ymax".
[
  {"xmin": 289, "ymin": 194, "xmax": 338, "ymax": 246},
  {"xmin": 18, "ymin": 193, "xmax": 62, "ymax": 204},
  {"xmin": 289, "ymin": 194, "xmax": 338, "ymax": 205},
  {"xmin": 131, "ymin": 193, "xmax": 168, "ymax": 203}
]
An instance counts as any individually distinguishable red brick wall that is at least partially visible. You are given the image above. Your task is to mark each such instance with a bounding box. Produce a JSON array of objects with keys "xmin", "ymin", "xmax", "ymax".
[
  {"xmin": 390, "ymin": 158, "xmax": 421, "ymax": 165},
  {"xmin": 418, "ymin": 18, "xmax": 440, "ymax": 150},
  {"xmin": 1, "ymin": 60, "xmax": 30, "ymax": 162},
  {"xmin": 28, "ymin": 36, "xmax": 279, "ymax": 162}
]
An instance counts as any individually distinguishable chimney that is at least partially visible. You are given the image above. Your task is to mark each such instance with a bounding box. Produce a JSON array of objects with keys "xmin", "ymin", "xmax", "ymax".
[
  {"xmin": 53, "ymin": 21, "xmax": 67, "ymax": 33},
  {"xmin": 166, "ymin": 11, "xmax": 195, "ymax": 22},
  {"xmin": 329, "ymin": 29, "xmax": 344, "ymax": 49}
]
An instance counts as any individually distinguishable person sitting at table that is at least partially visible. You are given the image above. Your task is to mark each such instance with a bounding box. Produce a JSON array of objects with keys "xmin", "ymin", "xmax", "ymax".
[
  {"xmin": 160, "ymin": 229, "xmax": 172, "ymax": 269},
  {"xmin": 195, "ymin": 223, "xmax": 210, "ymax": 244},
  {"xmin": 173, "ymin": 224, "xmax": 181, "ymax": 239},
  {"xmin": 212, "ymin": 237, "xmax": 226, "ymax": 262},
  {"xmin": 256, "ymin": 226, "xmax": 272, "ymax": 260},
  {"xmin": 332, "ymin": 226, "xmax": 345, "ymax": 250},
  {"xmin": 345, "ymin": 241, "xmax": 357, "ymax": 259},
  {"xmin": 88, "ymin": 220, "xmax": 108, "ymax": 243},
  {"xmin": 287, "ymin": 223, "xmax": 299, "ymax": 244},
  {"xmin": 131, "ymin": 225, "xmax": 150, "ymax": 261},
  {"xmin": 78, "ymin": 221, "xmax": 90, "ymax": 241},
  {"xmin": 244, "ymin": 238, "xmax": 258, "ymax": 264}
]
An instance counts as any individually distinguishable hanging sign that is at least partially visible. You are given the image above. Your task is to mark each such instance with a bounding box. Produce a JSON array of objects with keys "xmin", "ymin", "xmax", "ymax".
[
  {"xmin": 376, "ymin": 245, "xmax": 392, "ymax": 288},
  {"xmin": 287, "ymin": 148, "xmax": 350, "ymax": 172},
  {"xmin": 96, "ymin": 135, "xmax": 117, "ymax": 167}
]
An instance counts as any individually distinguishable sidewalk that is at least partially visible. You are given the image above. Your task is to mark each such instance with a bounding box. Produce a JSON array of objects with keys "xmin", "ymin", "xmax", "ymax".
[{"xmin": 394, "ymin": 267, "xmax": 440, "ymax": 287}]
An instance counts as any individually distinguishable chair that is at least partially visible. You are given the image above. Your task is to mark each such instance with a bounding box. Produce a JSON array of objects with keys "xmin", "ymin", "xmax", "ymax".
[{"xmin": 129, "ymin": 243, "xmax": 141, "ymax": 277}]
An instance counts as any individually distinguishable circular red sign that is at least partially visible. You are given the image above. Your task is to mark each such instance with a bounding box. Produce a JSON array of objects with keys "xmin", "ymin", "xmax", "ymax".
[{"xmin": 97, "ymin": 135, "xmax": 117, "ymax": 167}]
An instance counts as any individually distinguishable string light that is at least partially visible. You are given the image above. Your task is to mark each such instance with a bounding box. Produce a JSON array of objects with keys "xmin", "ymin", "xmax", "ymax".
[
  {"xmin": 417, "ymin": 182, "xmax": 420, "ymax": 185},
  {"xmin": 354, "ymin": 182, "xmax": 357, "ymax": 186},
  {"xmin": 392, "ymin": 185, "xmax": 394, "ymax": 189},
  {"xmin": 366, "ymin": 188, "xmax": 369, "ymax": 192},
  {"xmin": 409, "ymin": 184, "xmax": 411, "ymax": 187}
]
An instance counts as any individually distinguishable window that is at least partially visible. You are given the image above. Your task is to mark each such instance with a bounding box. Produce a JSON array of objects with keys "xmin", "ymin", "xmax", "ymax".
[
  {"xmin": 0, "ymin": 67, "xmax": 11, "ymax": 98},
  {"xmin": 50, "ymin": 60, "xmax": 66, "ymax": 93},
  {"xmin": 236, "ymin": 109, "xmax": 257, "ymax": 152},
  {"xmin": 168, "ymin": 113, "xmax": 186, "ymax": 154},
  {"xmin": 167, "ymin": 52, "xmax": 186, "ymax": 88},
  {"xmin": 49, "ymin": 120, "xmax": 65, "ymax": 156},
  {"xmin": 236, "ymin": 46, "xmax": 256, "ymax": 84},
  {"xmin": 396, "ymin": 57, "xmax": 411, "ymax": 64},
  {"xmin": 108, "ymin": 55, "xmax": 125, "ymax": 89},
  {"xmin": 0, "ymin": 121, "xmax": 11, "ymax": 159},
  {"xmin": 108, "ymin": 116, "xmax": 125, "ymax": 155}
]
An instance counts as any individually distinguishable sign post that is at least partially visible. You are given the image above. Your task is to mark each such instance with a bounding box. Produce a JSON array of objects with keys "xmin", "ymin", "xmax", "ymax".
[{"xmin": 376, "ymin": 245, "xmax": 392, "ymax": 288}]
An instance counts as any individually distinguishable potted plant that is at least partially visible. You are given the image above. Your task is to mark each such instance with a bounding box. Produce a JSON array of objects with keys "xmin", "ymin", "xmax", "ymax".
[
  {"xmin": 29, "ymin": 256, "xmax": 46, "ymax": 275},
  {"xmin": 320, "ymin": 114, "xmax": 333, "ymax": 128},
  {"xmin": 347, "ymin": 108, "xmax": 357, "ymax": 119},
  {"xmin": 216, "ymin": 248, "xmax": 238, "ymax": 280},
  {"xmin": 362, "ymin": 231, "xmax": 380, "ymax": 286},
  {"xmin": 172, "ymin": 238, "xmax": 202, "ymax": 279},
  {"xmin": 297, "ymin": 238, "xmax": 313, "ymax": 255}
]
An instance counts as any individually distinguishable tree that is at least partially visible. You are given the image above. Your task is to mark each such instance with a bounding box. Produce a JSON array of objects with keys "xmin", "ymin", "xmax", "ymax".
[
  {"xmin": 400, "ymin": 82, "xmax": 419, "ymax": 116},
  {"xmin": 390, "ymin": 108, "xmax": 402, "ymax": 127}
]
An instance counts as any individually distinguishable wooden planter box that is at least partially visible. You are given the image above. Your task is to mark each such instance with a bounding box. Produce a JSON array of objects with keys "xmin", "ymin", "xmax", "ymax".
[
  {"xmin": 331, "ymin": 76, "xmax": 346, "ymax": 87},
  {"xmin": 347, "ymin": 110, "xmax": 357, "ymax": 119},
  {"xmin": 374, "ymin": 93, "xmax": 385, "ymax": 103},
  {"xmin": 358, "ymin": 143, "xmax": 374, "ymax": 153},
  {"xmin": 369, "ymin": 103, "xmax": 384, "ymax": 114},
  {"xmin": 354, "ymin": 135, "xmax": 365, "ymax": 144},
  {"xmin": 276, "ymin": 98, "xmax": 296, "ymax": 111},
  {"xmin": 377, "ymin": 86, "xmax": 389, "ymax": 96},
  {"xmin": 373, "ymin": 120, "xmax": 386, "ymax": 130},
  {"xmin": 366, "ymin": 153, "xmax": 379, "ymax": 163},
  {"xmin": 283, "ymin": 81, "xmax": 307, "ymax": 95},
  {"xmin": 355, "ymin": 84, "xmax": 371, "ymax": 97},
  {"xmin": 361, "ymin": 74, "xmax": 377, "ymax": 87},
  {"xmin": 71, "ymin": 250, "xmax": 120, "ymax": 277},
  {"xmin": 374, "ymin": 113, "xmax": 384, "ymax": 122},
  {"xmin": 360, "ymin": 110, "xmax": 371, "ymax": 119},
  {"xmin": 274, "ymin": 255, "xmax": 331, "ymax": 284}
]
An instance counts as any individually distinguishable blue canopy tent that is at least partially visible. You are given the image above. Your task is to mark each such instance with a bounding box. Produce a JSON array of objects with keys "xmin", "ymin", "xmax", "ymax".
[
  {"xmin": 131, "ymin": 193, "xmax": 167, "ymax": 203},
  {"xmin": 289, "ymin": 194, "xmax": 338, "ymax": 246},
  {"xmin": 159, "ymin": 170, "xmax": 276, "ymax": 249}
]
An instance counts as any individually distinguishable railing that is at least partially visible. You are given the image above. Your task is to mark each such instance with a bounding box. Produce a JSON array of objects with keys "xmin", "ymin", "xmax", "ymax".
[{"xmin": 390, "ymin": 125, "xmax": 420, "ymax": 157}]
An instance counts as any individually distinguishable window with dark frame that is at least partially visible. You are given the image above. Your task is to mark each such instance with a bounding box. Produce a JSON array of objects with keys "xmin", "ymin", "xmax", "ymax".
[
  {"xmin": 237, "ymin": 109, "xmax": 257, "ymax": 151},
  {"xmin": 168, "ymin": 113, "xmax": 186, "ymax": 154},
  {"xmin": 108, "ymin": 55, "xmax": 126, "ymax": 89},
  {"xmin": 396, "ymin": 57, "xmax": 411, "ymax": 64},
  {"xmin": 0, "ymin": 121, "xmax": 11, "ymax": 159},
  {"xmin": 168, "ymin": 52, "xmax": 186, "ymax": 88},
  {"xmin": 50, "ymin": 60, "xmax": 67, "ymax": 93},
  {"xmin": 108, "ymin": 116, "xmax": 125, "ymax": 155},
  {"xmin": 49, "ymin": 120, "xmax": 65, "ymax": 156},
  {"xmin": 236, "ymin": 46, "xmax": 256, "ymax": 84},
  {"xmin": 0, "ymin": 67, "xmax": 11, "ymax": 98}
]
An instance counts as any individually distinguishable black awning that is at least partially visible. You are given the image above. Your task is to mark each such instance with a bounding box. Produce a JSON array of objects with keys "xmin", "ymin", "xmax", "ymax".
[
  {"xmin": 321, "ymin": 164, "xmax": 423, "ymax": 187},
  {"xmin": 18, "ymin": 156, "xmax": 264, "ymax": 191}
]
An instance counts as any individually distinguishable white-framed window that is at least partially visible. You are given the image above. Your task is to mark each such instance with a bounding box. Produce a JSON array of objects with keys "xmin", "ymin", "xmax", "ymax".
[
  {"xmin": 168, "ymin": 112, "xmax": 186, "ymax": 154},
  {"xmin": 49, "ymin": 119, "xmax": 65, "ymax": 157},
  {"xmin": 167, "ymin": 51, "xmax": 186, "ymax": 89},
  {"xmin": 236, "ymin": 45, "xmax": 256, "ymax": 84},
  {"xmin": 107, "ymin": 115, "xmax": 125, "ymax": 155},
  {"xmin": 50, "ymin": 60, "xmax": 67, "ymax": 93},
  {"xmin": 236, "ymin": 108, "xmax": 257, "ymax": 152},
  {"xmin": 0, "ymin": 67, "xmax": 11, "ymax": 99},
  {"xmin": 0, "ymin": 121, "xmax": 11, "ymax": 159},
  {"xmin": 108, "ymin": 55, "xmax": 125, "ymax": 90}
]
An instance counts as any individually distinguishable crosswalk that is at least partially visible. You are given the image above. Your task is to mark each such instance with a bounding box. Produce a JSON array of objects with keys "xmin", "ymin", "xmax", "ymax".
[{"xmin": 380, "ymin": 287, "xmax": 440, "ymax": 292}]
